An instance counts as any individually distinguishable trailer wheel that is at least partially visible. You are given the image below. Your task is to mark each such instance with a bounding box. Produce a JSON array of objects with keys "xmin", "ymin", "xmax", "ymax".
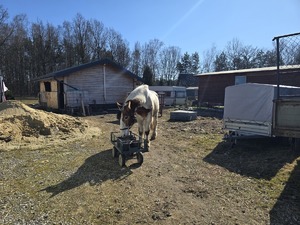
[
  {"xmin": 119, "ymin": 154, "xmax": 126, "ymax": 167},
  {"xmin": 112, "ymin": 147, "xmax": 118, "ymax": 158},
  {"xmin": 137, "ymin": 152, "xmax": 144, "ymax": 165}
]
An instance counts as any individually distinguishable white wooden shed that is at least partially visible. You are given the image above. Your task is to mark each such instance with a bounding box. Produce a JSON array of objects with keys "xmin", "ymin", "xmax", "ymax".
[{"xmin": 34, "ymin": 58, "xmax": 143, "ymax": 112}]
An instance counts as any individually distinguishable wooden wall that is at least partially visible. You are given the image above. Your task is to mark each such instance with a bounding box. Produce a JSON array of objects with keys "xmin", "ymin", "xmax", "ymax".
[
  {"xmin": 39, "ymin": 80, "xmax": 59, "ymax": 109},
  {"xmin": 198, "ymin": 70, "xmax": 300, "ymax": 105},
  {"xmin": 64, "ymin": 64, "xmax": 135, "ymax": 106},
  {"xmin": 39, "ymin": 63, "xmax": 138, "ymax": 110}
]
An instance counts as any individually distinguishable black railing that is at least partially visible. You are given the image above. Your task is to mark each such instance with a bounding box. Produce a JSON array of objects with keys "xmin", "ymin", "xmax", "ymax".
[{"xmin": 272, "ymin": 32, "xmax": 300, "ymax": 99}]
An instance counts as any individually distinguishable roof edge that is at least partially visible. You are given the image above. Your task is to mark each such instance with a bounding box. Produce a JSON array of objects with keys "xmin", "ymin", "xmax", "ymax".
[
  {"xmin": 32, "ymin": 58, "xmax": 143, "ymax": 82},
  {"xmin": 196, "ymin": 65, "xmax": 300, "ymax": 77}
]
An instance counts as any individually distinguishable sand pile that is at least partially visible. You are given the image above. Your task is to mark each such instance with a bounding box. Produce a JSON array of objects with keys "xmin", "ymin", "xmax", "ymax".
[{"xmin": 0, "ymin": 101, "xmax": 94, "ymax": 150}]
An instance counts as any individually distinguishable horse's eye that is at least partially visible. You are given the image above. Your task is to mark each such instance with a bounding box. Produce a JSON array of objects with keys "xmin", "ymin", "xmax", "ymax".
[{"xmin": 124, "ymin": 116, "xmax": 129, "ymax": 120}]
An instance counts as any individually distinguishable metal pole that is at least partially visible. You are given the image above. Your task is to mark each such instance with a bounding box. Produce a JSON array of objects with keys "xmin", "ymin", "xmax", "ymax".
[
  {"xmin": 103, "ymin": 64, "xmax": 106, "ymax": 103},
  {"xmin": 276, "ymin": 38, "xmax": 280, "ymax": 100}
]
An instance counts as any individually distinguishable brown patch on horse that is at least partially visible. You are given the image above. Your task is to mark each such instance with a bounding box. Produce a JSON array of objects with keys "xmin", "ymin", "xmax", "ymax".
[
  {"xmin": 127, "ymin": 99, "xmax": 141, "ymax": 110},
  {"xmin": 120, "ymin": 99, "xmax": 141, "ymax": 127},
  {"xmin": 136, "ymin": 107, "xmax": 151, "ymax": 118}
]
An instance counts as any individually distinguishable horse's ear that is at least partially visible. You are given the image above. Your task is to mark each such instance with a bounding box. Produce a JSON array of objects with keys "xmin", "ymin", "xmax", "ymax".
[
  {"xmin": 127, "ymin": 100, "xmax": 131, "ymax": 110},
  {"xmin": 117, "ymin": 102, "xmax": 122, "ymax": 110}
]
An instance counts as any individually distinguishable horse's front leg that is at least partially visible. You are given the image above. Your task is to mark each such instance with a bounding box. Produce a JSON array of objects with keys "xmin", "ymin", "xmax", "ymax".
[
  {"xmin": 137, "ymin": 118, "xmax": 144, "ymax": 143},
  {"xmin": 138, "ymin": 123, "xmax": 144, "ymax": 142}
]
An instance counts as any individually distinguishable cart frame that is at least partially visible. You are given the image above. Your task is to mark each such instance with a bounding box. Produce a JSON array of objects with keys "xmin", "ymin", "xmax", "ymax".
[{"xmin": 110, "ymin": 131, "xmax": 148, "ymax": 167}]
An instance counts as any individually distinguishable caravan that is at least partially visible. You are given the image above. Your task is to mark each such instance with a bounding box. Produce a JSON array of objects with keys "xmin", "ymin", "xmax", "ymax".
[
  {"xmin": 186, "ymin": 87, "xmax": 198, "ymax": 106},
  {"xmin": 149, "ymin": 86, "xmax": 186, "ymax": 106}
]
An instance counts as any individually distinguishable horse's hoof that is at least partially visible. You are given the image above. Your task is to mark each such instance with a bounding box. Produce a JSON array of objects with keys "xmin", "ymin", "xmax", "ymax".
[
  {"xmin": 145, "ymin": 140, "xmax": 150, "ymax": 150},
  {"xmin": 150, "ymin": 134, "xmax": 157, "ymax": 141}
]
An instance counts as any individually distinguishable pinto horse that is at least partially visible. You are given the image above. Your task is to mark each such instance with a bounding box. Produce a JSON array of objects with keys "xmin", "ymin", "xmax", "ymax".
[{"xmin": 118, "ymin": 85, "xmax": 159, "ymax": 148}]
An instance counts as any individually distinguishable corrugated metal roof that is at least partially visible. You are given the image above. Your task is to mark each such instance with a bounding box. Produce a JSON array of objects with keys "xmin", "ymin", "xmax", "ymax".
[
  {"xmin": 195, "ymin": 65, "xmax": 300, "ymax": 77},
  {"xmin": 33, "ymin": 58, "xmax": 143, "ymax": 82}
]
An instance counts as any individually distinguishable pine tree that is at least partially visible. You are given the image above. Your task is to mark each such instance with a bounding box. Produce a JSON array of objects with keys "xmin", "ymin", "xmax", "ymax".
[
  {"xmin": 142, "ymin": 65, "xmax": 153, "ymax": 86},
  {"xmin": 214, "ymin": 51, "xmax": 228, "ymax": 71},
  {"xmin": 191, "ymin": 52, "xmax": 200, "ymax": 73},
  {"xmin": 176, "ymin": 52, "xmax": 200, "ymax": 74}
]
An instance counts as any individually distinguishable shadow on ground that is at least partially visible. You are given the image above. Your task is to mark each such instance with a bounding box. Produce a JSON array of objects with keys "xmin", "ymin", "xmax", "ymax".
[
  {"xmin": 203, "ymin": 137, "xmax": 297, "ymax": 180},
  {"xmin": 41, "ymin": 149, "xmax": 132, "ymax": 197},
  {"xmin": 269, "ymin": 160, "xmax": 300, "ymax": 224},
  {"xmin": 196, "ymin": 108, "xmax": 223, "ymax": 119},
  {"xmin": 205, "ymin": 137, "xmax": 300, "ymax": 223}
]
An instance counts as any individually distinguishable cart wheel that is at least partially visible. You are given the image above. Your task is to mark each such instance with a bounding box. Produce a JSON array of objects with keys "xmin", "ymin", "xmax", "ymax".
[
  {"xmin": 119, "ymin": 154, "xmax": 126, "ymax": 167},
  {"xmin": 137, "ymin": 152, "xmax": 144, "ymax": 165},
  {"xmin": 112, "ymin": 147, "xmax": 118, "ymax": 158}
]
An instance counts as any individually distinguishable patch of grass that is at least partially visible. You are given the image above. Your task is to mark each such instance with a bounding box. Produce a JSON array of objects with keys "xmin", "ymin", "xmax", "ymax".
[
  {"xmin": 266, "ymin": 160, "xmax": 299, "ymax": 198},
  {"xmin": 190, "ymin": 134, "xmax": 223, "ymax": 153}
]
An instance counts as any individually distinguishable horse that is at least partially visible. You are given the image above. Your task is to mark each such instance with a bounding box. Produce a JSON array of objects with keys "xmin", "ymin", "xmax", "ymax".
[{"xmin": 117, "ymin": 85, "xmax": 159, "ymax": 149}]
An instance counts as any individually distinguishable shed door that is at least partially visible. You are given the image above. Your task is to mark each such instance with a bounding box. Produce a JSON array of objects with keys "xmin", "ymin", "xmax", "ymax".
[{"xmin": 58, "ymin": 81, "xmax": 64, "ymax": 109}]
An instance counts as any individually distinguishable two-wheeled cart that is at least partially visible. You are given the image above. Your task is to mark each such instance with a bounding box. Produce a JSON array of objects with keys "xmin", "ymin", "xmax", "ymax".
[{"xmin": 110, "ymin": 131, "xmax": 148, "ymax": 167}]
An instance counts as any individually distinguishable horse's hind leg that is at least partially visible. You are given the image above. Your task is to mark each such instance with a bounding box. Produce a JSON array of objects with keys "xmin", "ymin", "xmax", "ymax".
[
  {"xmin": 143, "ymin": 115, "xmax": 152, "ymax": 149},
  {"xmin": 150, "ymin": 114, "xmax": 158, "ymax": 141}
]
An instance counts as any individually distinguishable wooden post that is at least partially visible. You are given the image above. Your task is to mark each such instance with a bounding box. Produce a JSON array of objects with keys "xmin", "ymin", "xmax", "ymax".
[
  {"xmin": 158, "ymin": 92, "xmax": 165, "ymax": 117},
  {"xmin": 80, "ymin": 93, "xmax": 86, "ymax": 116}
]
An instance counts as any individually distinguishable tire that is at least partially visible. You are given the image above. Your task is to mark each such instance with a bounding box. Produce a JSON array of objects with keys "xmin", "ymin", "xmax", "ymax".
[
  {"xmin": 112, "ymin": 147, "xmax": 118, "ymax": 158},
  {"xmin": 137, "ymin": 152, "xmax": 144, "ymax": 165},
  {"xmin": 118, "ymin": 154, "xmax": 126, "ymax": 167}
]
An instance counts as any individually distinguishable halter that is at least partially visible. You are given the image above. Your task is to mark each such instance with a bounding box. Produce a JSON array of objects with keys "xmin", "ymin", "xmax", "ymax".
[{"xmin": 120, "ymin": 123, "xmax": 132, "ymax": 131}]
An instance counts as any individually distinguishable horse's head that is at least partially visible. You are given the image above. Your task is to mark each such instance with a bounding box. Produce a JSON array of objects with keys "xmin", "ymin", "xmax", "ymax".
[{"xmin": 117, "ymin": 100, "xmax": 137, "ymax": 136}]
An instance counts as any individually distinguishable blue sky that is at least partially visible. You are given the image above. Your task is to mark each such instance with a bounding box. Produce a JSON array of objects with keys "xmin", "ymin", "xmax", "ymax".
[{"xmin": 1, "ymin": 0, "xmax": 300, "ymax": 55}]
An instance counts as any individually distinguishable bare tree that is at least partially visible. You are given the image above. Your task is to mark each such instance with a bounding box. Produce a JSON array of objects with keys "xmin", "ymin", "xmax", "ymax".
[
  {"xmin": 106, "ymin": 28, "xmax": 130, "ymax": 67},
  {"xmin": 130, "ymin": 41, "xmax": 142, "ymax": 77},
  {"xmin": 3, "ymin": 14, "xmax": 30, "ymax": 95},
  {"xmin": 159, "ymin": 46, "xmax": 181, "ymax": 85},
  {"xmin": 225, "ymin": 38, "xmax": 244, "ymax": 70},
  {"xmin": 201, "ymin": 44, "xmax": 217, "ymax": 73},
  {"xmin": 62, "ymin": 21, "xmax": 76, "ymax": 67},
  {"xmin": 30, "ymin": 21, "xmax": 47, "ymax": 76},
  {"xmin": 72, "ymin": 13, "xmax": 92, "ymax": 64},
  {"xmin": 44, "ymin": 23, "xmax": 63, "ymax": 72},
  {"xmin": 89, "ymin": 19, "xmax": 107, "ymax": 60},
  {"xmin": 141, "ymin": 39, "xmax": 164, "ymax": 80},
  {"xmin": 0, "ymin": 6, "xmax": 13, "ymax": 47},
  {"xmin": 224, "ymin": 38, "xmax": 261, "ymax": 70}
]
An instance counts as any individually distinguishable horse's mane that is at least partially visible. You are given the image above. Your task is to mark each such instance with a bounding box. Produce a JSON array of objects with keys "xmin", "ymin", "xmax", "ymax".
[{"xmin": 126, "ymin": 85, "xmax": 149, "ymax": 105}]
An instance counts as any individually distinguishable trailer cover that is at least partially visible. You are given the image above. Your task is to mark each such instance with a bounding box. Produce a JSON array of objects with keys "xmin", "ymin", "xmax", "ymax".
[
  {"xmin": 224, "ymin": 83, "xmax": 300, "ymax": 122},
  {"xmin": 223, "ymin": 83, "xmax": 300, "ymax": 137}
]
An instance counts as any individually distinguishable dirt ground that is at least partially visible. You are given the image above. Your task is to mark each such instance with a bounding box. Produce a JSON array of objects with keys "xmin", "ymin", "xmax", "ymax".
[{"xmin": 0, "ymin": 101, "xmax": 300, "ymax": 224}]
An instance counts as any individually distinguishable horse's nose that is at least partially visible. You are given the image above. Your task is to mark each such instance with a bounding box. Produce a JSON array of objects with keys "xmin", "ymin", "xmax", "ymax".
[{"xmin": 121, "ymin": 129, "xmax": 129, "ymax": 136}]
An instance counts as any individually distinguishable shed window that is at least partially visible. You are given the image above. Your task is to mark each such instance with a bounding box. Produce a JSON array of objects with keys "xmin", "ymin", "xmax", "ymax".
[
  {"xmin": 44, "ymin": 82, "xmax": 51, "ymax": 92},
  {"xmin": 157, "ymin": 91, "xmax": 171, "ymax": 97},
  {"xmin": 235, "ymin": 76, "xmax": 246, "ymax": 85}
]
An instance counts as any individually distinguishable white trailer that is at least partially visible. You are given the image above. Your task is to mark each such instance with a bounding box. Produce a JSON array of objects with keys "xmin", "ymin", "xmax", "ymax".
[
  {"xmin": 223, "ymin": 83, "xmax": 300, "ymax": 140},
  {"xmin": 149, "ymin": 86, "xmax": 186, "ymax": 106},
  {"xmin": 186, "ymin": 87, "xmax": 198, "ymax": 106}
]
